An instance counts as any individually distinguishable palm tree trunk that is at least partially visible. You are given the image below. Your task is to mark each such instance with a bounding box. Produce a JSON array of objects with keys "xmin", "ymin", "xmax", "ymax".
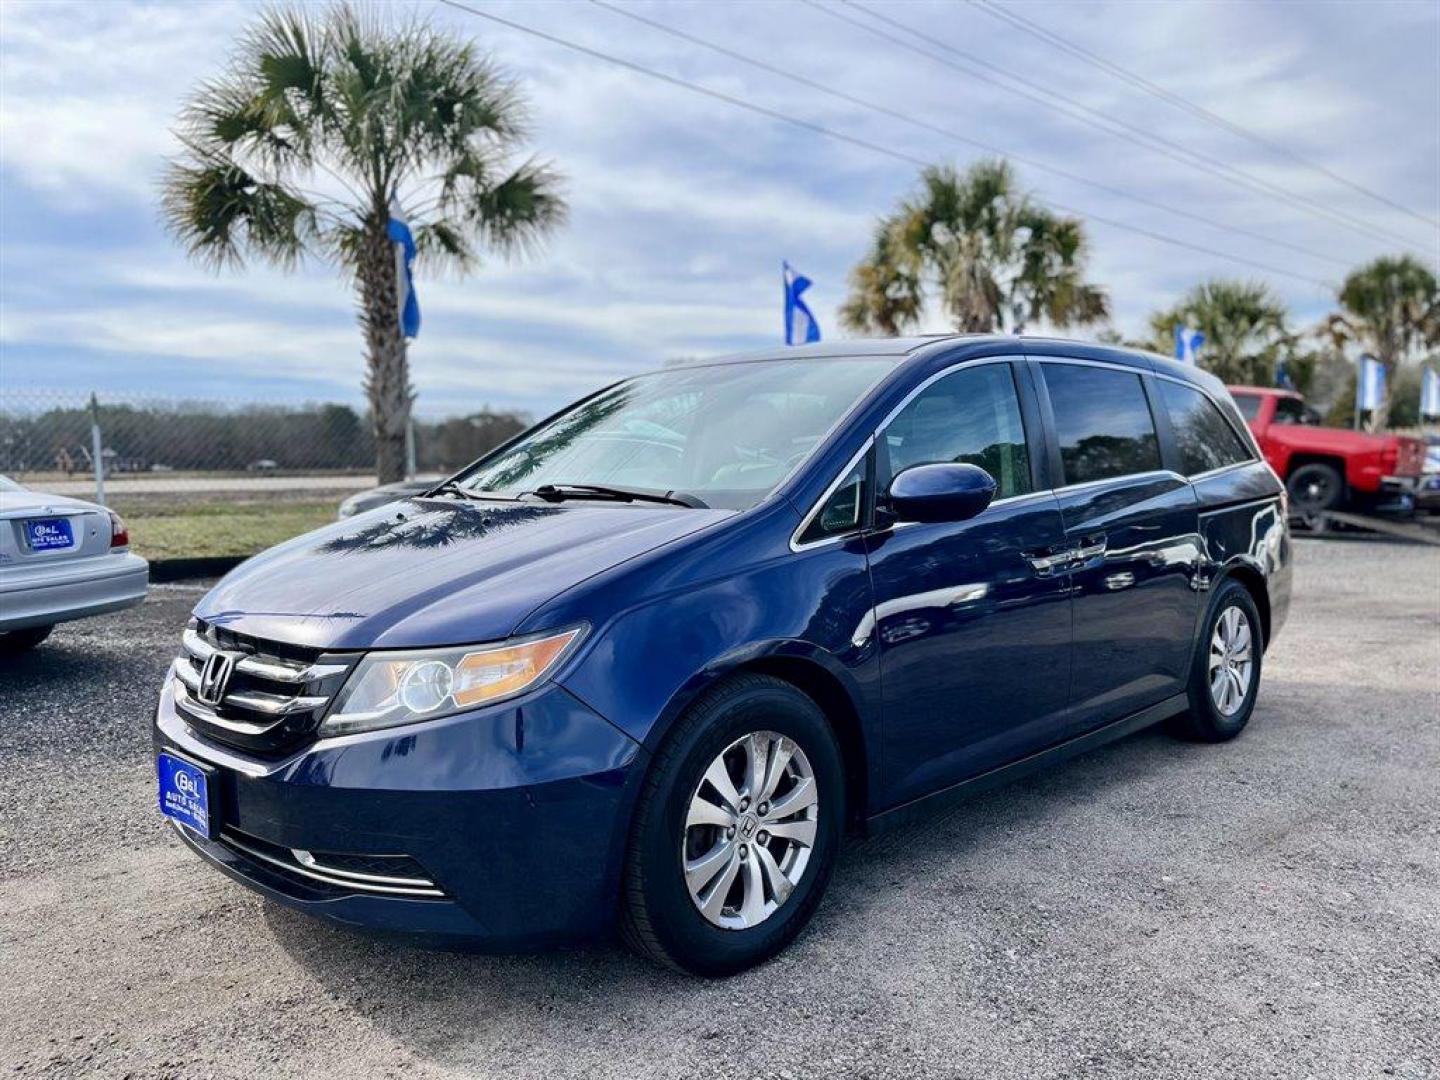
[{"xmin": 357, "ymin": 213, "xmax": 412, "ymax": 484}]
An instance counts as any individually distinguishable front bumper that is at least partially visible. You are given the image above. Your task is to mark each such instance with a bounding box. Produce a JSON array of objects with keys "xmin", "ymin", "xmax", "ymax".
[
  {"xmin": 154, "ymin": 678, "xmax": 646, "ymax": 949},
  {"xmin": 0, "ymin": 552, "xmax": 148, "ymax": 631}
]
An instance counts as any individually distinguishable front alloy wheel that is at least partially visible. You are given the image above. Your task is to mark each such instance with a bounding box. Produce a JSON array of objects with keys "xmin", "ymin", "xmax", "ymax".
[
  {"xmin": 683, "ymin": 731, "xmax": 818, "ymax": 929},
  {"xmin": 620, "ymin": 674, "xmax": 844, "ymax": 975}
]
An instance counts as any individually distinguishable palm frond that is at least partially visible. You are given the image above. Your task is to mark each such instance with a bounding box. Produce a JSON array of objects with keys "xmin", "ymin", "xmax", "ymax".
[
  {"xmin": 160, "ymin": 147, "xmax": 318, "ymax": 271},
  {"xmin": 844, "ymin": 159, "xmax": 1100, "ymax": 335}
]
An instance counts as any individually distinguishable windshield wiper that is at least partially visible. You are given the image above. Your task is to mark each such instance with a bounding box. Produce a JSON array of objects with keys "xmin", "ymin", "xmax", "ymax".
[
  {"xmin": 425, "ymin": 481, "xmax": 520, "ymax": 502},
  {"xmin": 426, "ymin": 480, "xmax": 483, "ymax": 500},
  {"xmin": 526, "ymin": 483, "xmax": 708, "ymax": 509}
]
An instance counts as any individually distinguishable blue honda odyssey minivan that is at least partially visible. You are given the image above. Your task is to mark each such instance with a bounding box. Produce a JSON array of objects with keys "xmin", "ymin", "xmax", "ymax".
[{"xmin": 155, "ymin": 336, "xmax": 1291, "ymax": 975}]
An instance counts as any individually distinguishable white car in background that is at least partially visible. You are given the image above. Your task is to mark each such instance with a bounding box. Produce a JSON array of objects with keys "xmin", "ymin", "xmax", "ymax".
[{"xmin": 0, "ymin": 476, "xmax": 149, "ymax": 653}]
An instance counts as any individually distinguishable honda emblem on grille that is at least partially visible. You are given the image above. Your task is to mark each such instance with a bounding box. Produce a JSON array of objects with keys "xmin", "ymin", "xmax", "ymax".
[{"xmin": 196, "ymin": 650, "xmax": 240, "ymax": 706}]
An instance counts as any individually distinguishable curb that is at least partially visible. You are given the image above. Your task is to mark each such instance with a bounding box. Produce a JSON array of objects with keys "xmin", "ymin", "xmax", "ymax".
[{"xmin": 148, "ymin": 556, "xmax": 247, "ymax": 583}]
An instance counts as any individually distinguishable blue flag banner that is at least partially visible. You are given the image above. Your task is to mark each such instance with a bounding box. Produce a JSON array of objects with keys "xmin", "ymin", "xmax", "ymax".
[
  {"xmin": 1358, "ymin": 355, "xmax": 1386, "ymax": 412},
  {"xmin": 1274, "ymin": 357, "xmax": 1294, "ymax": 389},
  {"xmin": 388, "ymin": 211, "xmax": 420, "ymax": 340},
  {"xmin": 1173, "ymin": 324, "xmax": 1204, "ymax": 365},
  {"xmin": 1422, "ymin": 368, "xmax": 1440, "ymax": 419},
  {"xmin": 783, "ymin": 261, "xmax": 821, "ymax": 346}
]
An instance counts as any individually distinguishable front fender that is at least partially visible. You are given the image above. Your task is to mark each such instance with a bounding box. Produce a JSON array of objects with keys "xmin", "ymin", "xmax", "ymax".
[{"xmin": 553, "ymin": 544, "xmax": 881, "ymax": 788}]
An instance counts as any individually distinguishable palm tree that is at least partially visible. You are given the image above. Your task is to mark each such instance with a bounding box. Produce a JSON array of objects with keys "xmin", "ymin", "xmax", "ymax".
[
  {"xmin": 1320, "ymin": 255, "xmax": 1438, "ymax": 428},
  {"xmin": 840, "ymin": 160, "xmax": 1108, "ymax": 336},
  {"xmin": 1146, "ymin": 280, "xmax": 1293, "ymax": 385},
  {"xmin": 161, "ymin": 5, "xmax": 565, "ymax": 482}
]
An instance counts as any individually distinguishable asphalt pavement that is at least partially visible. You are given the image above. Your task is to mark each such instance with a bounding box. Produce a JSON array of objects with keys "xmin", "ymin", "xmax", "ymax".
[{"xmin": 2, "ymin": 539, "xmax": 1437, "ymax": 1079}]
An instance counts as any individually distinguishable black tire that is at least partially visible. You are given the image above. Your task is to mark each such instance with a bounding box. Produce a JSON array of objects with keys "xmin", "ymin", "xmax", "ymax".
[
  {"xmin": 620, "ymin": 673, "xmax": 845, "ymax": 976},
  {"xmin": 0, "ymin": 625, "xmax": 53, "ymax": 654},
  {"xmin": 1286, "ymin": 462, "xmax": 1344, "ymax": 515},
  {"xmin": 1170, "ymin": 580, "xmax": 1263, "ymax": 743}
]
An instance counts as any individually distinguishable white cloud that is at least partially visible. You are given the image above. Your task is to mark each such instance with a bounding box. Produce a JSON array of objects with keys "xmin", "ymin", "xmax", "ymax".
[{"xmin": 0, "ymin": 0, "xmax": 1436, "ymax": 417}]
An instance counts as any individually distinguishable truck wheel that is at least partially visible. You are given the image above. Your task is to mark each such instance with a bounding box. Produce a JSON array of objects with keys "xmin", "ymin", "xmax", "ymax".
[
  {"xmin": 620, "ymin": 674, "xmax": 845, "ymax": 976},
  {"xmin": 0, "ymin": 625, "xmax": 53, "ymax": 654},
  {"xmin": 1286, "ymin": 462, "xmax": 1343, "ymax": 515}
]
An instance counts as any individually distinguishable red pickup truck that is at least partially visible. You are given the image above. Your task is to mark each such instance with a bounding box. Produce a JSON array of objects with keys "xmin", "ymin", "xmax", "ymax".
[{"xmin": 1227, "ymin": 386, "xmax": 1427, "ymax": 516}]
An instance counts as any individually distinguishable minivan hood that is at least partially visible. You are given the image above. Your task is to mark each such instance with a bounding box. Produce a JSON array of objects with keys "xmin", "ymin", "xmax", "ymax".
[{"xmin": 195, "ymin": 498, "xmax": 731, "ymax": 650}]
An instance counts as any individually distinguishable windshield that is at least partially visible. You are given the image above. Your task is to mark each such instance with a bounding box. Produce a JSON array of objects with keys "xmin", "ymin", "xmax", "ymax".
[{"xmin": 458, "ymin": 357, "xmax": 896, "ymax": 510}]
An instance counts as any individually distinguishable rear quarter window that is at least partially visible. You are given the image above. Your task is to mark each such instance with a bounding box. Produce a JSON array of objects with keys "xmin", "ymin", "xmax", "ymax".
[
  {"xmin": 1041, "ymin": 364, "xmax": 1161, "ymax": 486},
  {"xmin": 1160, "ymin": 380, "xmax": 1255, "ymax": 476}
]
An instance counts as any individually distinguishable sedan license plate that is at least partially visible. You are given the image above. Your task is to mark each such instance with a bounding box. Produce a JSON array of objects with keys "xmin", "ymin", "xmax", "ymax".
[
  {"xmin": 25, "ymin": 517, "xmax": 74, "ymax": 551},
  {"xmin": 157, "ymin": 752, "xmax": 214, "ymax": 838}
]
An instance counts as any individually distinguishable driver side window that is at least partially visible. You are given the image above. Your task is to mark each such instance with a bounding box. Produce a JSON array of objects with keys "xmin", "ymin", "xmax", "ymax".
[{"xmin": 882, "ymin": 364, "xmax": 1033, "ymax": 500}]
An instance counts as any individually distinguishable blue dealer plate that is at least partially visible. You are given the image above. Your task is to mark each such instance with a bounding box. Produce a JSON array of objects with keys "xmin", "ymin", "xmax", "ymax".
[
  {"xmin": 157, "ymin": 752, "xmax": 214, "ymax": 838},
  {"xmin": 25, "ymin": 517, "xmax": 74, "ymax": 551}
]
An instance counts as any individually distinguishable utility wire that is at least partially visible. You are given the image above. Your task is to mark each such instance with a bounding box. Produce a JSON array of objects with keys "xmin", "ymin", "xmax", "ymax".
[
  {"xmin": 436, "ymin": 0, "xmax": 1335, "ymax": 290},
  {"xmin": 812, "ymin": 0, "xmax": 1427, "ymax": 256},
  {"xmin": 968, "ymin": 0, "xmax": 1439, "ymax": 231},
  {"xmin": 591, "ymin": 0, "xmax": 1348, "ymax": 270}
]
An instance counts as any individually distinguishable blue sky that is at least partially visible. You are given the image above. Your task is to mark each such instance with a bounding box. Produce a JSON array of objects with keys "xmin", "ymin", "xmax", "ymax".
[{"xmin": 1, "ymin": 0, "xmax": 1436, "ymax": 420}]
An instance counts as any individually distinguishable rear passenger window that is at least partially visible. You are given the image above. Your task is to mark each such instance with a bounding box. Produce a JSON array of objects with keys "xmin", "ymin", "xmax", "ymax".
[
  {"xmin": 1042, "ymin": 364, "xmax": 1161, "ymax": 485},
  {"xmin": 882, "ymin": 363, "xmax": 1032, "ymax": 500},
  {"xmin": 1160, "ymin": 380, "xmax": 1254, "ymax": 476}
]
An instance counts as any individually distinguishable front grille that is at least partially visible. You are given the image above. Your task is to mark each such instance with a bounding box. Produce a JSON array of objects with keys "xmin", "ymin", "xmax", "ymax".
[{"xmin": 170, "ymin": 620, "xmax": 357, "ymax": 755}]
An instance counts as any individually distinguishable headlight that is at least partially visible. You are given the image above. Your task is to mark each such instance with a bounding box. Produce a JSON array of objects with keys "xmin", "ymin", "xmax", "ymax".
[{"xmin": 320, "ymin": 627, "xmax": 584, "ymax": 736}]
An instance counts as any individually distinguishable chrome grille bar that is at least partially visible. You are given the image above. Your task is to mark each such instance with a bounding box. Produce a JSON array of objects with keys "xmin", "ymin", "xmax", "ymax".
[
  {"xmin": 172, "ymin": 663, "xmax": 327, "ymax": 718},
  {"xmin": 172, "ymin": 680, "xmax": 280, "ymax": 736},
  {"xmin": 223, "ymin": 688, "xmax": 330, "ymax": 716},
  {"xmin": 237, "ymin": 654, "xmax": 349, "ymax": 684},
  {"xmin": 181, "ymin": 627, "xmax": 346, "ymax": 684}
]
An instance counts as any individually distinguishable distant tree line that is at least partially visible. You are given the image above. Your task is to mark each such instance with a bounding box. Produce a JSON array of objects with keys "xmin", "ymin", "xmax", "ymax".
[{"xmin": 0, "ymin": 400, "xmax": 529, "ymax": 477}]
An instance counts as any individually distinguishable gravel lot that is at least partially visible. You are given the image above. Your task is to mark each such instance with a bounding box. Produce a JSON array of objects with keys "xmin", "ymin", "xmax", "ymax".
[{"xmin": 2, "ymin": 539, "xmax": 1437, "ymax": 1079}]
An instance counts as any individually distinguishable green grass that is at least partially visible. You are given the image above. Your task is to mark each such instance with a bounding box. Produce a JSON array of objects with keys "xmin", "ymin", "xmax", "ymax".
[{"xmin": 113, "ymin": 497, "xmax": 339, "ymax": 559}]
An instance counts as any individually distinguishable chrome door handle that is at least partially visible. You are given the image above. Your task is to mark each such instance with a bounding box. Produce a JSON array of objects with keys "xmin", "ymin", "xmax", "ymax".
[
  {"xmin": 1027, "ymin": 536, "xmax": 1106, "ymax": 575},
  {"xmin": 1025, "ymin": 551, "xmax": 1067, "ymax": 574}
]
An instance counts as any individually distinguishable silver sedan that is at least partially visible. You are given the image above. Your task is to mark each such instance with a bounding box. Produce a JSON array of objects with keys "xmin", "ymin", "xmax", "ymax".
[{"xmin": 0, "ymin": 476, "xmax": 149, "ymax": 652}]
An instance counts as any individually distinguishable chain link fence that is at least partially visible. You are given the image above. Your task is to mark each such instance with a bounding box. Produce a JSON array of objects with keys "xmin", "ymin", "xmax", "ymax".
[
  {"xmin": 0, "ymin": 390, "xmax": 530, "ymax": 559},
  {"xmin": 0, "ymin": 389, "xmax": 528, "ymax": 492}
]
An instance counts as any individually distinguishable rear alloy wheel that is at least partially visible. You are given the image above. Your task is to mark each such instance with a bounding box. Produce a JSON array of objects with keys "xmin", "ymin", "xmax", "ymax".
[
  {"xmin": 621, "ymin": 674, "xmax": 844, "ymax": 976},
  {"xmin": 1207, "ymin": 606, "xmax": 1254, "ymax": 717},
  {"xmin": 0, "ymin": 625, "xmax": 53, "ymax": 655},
  {"xmin": 1171, "ymin": 580, "xmax": 1263, "ymax": 743},
  {"xmin": 1286, "ymin": 462, "xmax": 1343, "ymax": 516}
]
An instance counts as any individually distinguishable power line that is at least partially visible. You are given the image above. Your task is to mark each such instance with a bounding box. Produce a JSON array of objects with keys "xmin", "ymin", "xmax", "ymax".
[
  {"xmin": 968, "ymin": 0, "xmax": 1439, "ymax": 231},
  {"xmin": 436, "ymin": 0, "xmax": 1336, "ymax": 290},
  {"xmin": 590, "ymin": 0, "xmax": 1349, "ymax": 270},
  {"xmin": 811, "ymin": 0, "xmax": 1428, "ymax": 256}
]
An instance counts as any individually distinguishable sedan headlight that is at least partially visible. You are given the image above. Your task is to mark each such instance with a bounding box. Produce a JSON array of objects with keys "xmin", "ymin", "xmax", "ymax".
[{"xmin": 320, "ymin": 627, "xmax": 584, "ymax": 736}]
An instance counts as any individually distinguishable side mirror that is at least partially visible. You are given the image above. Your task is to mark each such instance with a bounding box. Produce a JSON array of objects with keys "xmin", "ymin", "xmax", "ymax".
[{"xmin": 886, "ymin": 463, "xmax": 997, "ymax": 524}]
